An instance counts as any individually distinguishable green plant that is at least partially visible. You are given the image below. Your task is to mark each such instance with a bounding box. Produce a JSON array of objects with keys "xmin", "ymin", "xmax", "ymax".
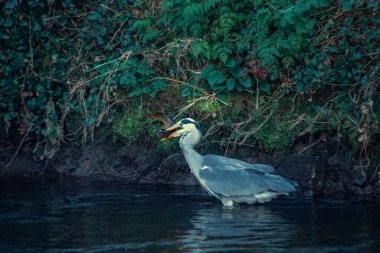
[{"xmin": 1, "ymin": 0, "xmax": 378, "ymax": 174}]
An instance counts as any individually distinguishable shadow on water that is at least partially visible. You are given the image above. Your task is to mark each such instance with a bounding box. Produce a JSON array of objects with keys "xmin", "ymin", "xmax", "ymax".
[{"xmin": 0, "ymin": 177, "xmax": 379, "ymax": 253}]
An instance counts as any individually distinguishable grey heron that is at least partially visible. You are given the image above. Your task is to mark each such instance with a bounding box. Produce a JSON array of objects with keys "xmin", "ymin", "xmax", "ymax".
[{"xmin": 157, "ymin": 116, "xmax": 297, "ymax": 207}]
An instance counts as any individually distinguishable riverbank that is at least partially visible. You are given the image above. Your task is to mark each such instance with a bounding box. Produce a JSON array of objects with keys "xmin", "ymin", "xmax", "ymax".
[{"xmin": 1, "ymin": 134, "xmax": 379, "ymax": 197}]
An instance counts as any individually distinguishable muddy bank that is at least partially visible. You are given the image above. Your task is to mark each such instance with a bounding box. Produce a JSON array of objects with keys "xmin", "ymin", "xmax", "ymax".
[{"xmin": 1, "ymin": 135, "xmax": 379, "ymax": 197}]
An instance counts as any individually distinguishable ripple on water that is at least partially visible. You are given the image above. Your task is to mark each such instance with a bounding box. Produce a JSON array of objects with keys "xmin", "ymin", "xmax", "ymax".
[{"xmin": 0, "ymin": 178, "xmax": 379, "ymax": 253}]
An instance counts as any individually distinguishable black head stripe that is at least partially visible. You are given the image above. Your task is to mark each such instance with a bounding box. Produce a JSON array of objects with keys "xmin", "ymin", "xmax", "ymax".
[
  {"xmin": 181, "ymin": 119, "xmax": 194, "ymax": 125},
  {"xmin": 181, "ymin": 119, "xmax": 203, "ymax": 135}
]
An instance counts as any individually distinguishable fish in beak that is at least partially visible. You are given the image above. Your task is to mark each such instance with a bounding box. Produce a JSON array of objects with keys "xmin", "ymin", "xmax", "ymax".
[
  {"xmin": 152, "ymin": 112, "xmax": 176, "ymax": 129},
  {"xmin": 152, "ymin": 113, "xmax": 181, "ymax": 141},
  {"xmin": 159, "ymin": 122, "xmax": 184, "ymax": 141}
]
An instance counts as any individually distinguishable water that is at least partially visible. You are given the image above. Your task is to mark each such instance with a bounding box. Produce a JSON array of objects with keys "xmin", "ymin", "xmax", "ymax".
[{"xmin": 0, "ymin": 178, "xmax": 379, "ymax": 253}]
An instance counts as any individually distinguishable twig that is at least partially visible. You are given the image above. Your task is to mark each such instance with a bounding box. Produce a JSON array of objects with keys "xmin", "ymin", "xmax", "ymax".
[
  {"xmin": 5, "ymin": 127, "xmax": 33, "ymax": 168},
  {"xmin": 152, "ymin": 77, "xmax": 229, "ymax": 106},
  {"xmin": 99, "ymin": 4, "xmax": 119, "ymax": 15},
  {"xmin": 87, "ymin": 51, "xmax": 132, "ymax": 72},
  {"xmin": 239, "ymin": 110, "xmax": 274, "ymax": 145},
  {"xmin": 28, "ymin": 15, "xmax": 34, "ymax": 68},
  {"xmin": 297, "ymin": 139, "xmax": 322, "ymax": 155},
  {"xmin": 255, "ymin": 77, "xmax": 259, "ymax": 111},
  {"xmin": 69, "ymin": 69, "xmax": 118, "ymax": 95},
  {"xmin": 370, "ymin": 162, "xmax": 380, "ymax": 183},
  {"xmin": 105, "ymin": 18, "xmax": 129, "ymax": 49}
]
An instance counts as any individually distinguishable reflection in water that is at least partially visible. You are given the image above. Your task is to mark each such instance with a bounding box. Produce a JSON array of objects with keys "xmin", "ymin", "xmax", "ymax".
[
  {"xmin": 181, "ymin": 205, "xmax": 294, "ymax": 252},
  {"xmin": 0, "ymin": 178, "xmax": 379, "ymax": 253}
]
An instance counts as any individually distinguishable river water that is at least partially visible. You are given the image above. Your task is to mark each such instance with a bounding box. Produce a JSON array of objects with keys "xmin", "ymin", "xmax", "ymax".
[{"xmin": 0, "ymin": 178, "xmax": 379, "ymax": 253}]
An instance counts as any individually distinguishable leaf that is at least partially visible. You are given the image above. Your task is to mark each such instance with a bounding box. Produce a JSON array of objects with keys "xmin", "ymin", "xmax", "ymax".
[
  {"xmin": 344, "ymin": 17, "xmax": 353, "ymax": 27},
  {"xmin": 193, "ymin": 89, "xmax": 201, "ymax": 97},
  {"xmin": 226, "ymin": 78, "xmax": 235, "ymax": 91},
  {"xmin": 229, "ymin": 65, "xmax": 243, "ymax": 78},
  {"xmin": 224, "ymin": 58, "xmax": 236, "ymax": 68},
  {"xmin": 151, "ymin": 79, "xmax": 167, "ymax": 92},
  {"xmin": 200, "ymin": 65, "xmax": 216, "ymax": 79},
  {"xmin": 231, "ymin": 131, "xmax": 238, "ymax": 140},
  {"xmin": 181, "ymin": 87, "xmax": 191, "ymax": 97},
  {"xmin": 96, "ymin": 36, "xmax": 105, "ymax": 45},
  {"xmin": 191, "ymin": 40, "xmax": 210, "ymax": 58},
  {"xmin": 87, "ymin": 12, "xmax": 103, "ymax": 21},
  {"xmin": 4, "ymin": 0, "xmax": 18, "ymax": 9},
  {"xmin": 216, "ymin": 93, "xmax": 226, "ymax": 100},
  {"xmin": 207, "ymin": 71, "xmax": 226, "ymax": 86},
  {"xmin": 236, "ymin": 83, "xmax": 243, "ymax": 92},
  {"xmin": 341, "ymin": 0, "xmax": 353, "ymax": 11},
  {"xmin": 85, "ymin": 117, "xmax": 97, "ymax": 125},
  {"xmin": 219, "ymin": 52, "xmax": 229, "ymax": 63},
  {"xmin": 259, "ymin": 82, "xmax": 271, "ymax": 93},
  {"xmin": 295, "ymin": 83, "xmax": 304, "ymax": 92},
  {"xmin": 240, "ymin": 78, "xmax": 252, "ymax": 88}
]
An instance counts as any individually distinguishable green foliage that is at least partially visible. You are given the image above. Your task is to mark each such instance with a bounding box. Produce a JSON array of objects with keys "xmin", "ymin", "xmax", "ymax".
[
  {"xmin": 0, "ymin": 0, "xmax": 167, "ymax": 156},
  {"xmin": 0, "ymin": 0, "xmax": 378, "ymax": 170},
  {"xmin": 198, "ymin": 60, "xmax": 251, "ymax": 93},
  {"xmin": 118, "ymin": 57, "xmax": 167, "ymax": 97}
]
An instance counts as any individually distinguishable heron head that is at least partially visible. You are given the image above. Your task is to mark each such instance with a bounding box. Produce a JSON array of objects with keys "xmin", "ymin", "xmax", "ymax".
[{"xmin": 160, "ymin": 118, "xmax": 203, "ymax": 146}]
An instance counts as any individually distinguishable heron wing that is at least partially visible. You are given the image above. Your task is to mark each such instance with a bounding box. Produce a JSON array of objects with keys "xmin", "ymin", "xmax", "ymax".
[
  {"xmin": 203, "ymin": 154, "xmax": 275, "ymax": 174},
  {"xmin": 199, "ymin": 157, "xmax": 296, "ymax": 197}
]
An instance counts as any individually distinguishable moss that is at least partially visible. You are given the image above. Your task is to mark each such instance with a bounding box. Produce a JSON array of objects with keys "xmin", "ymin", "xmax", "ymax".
[
  {"xmin": 193, "ymin": 100, "xmax": 219, "ymax": 114},
  {"xmin": 254, "ymin": 116, "xmax": 299, "ymax": 152},
  {"xmin": 113, "ymin": 110, "xmax": 155, "ymax": 144},
  {"xmin": 236, "ymin": 97, "xmax": 332, "ymax": 152},
  {"xmin": 112, "ymin": 109, "xmax": 178, "ymax": 152}
]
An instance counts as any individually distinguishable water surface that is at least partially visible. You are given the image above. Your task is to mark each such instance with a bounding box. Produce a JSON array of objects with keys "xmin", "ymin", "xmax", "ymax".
[{"xmin": 0, "ymin": 178, "xmax": 379, "ymax": 253}]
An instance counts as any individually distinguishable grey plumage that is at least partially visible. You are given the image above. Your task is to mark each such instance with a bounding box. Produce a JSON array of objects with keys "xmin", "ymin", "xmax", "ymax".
[
  {"xmin": 199, "ymin": 155, "xmax": 296, "ymax": 204},
  {"xmin": 203, "ymin": 155, "xmax": 276, "ymax": 174},
  {"xmin": 161, "ymin": 118, "xmax": 297, "ymax": 206}
]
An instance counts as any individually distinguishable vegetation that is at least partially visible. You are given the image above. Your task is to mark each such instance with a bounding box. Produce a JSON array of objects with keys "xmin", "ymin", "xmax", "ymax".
[{"xmin": 0, "ymin": 1, "xmax": 379, "ymax": 173}]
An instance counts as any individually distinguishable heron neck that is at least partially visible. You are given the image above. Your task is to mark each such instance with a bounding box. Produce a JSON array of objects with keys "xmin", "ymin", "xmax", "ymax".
[{"xmin": 181, "ymin": 145, "xmax": 203, "ymax": 177}]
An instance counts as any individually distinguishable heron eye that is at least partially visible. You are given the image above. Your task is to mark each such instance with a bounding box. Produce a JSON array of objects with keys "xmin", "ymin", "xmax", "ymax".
[{"xmin": 179, "ymin": 122, "xmax": 183, "ymax": 127}]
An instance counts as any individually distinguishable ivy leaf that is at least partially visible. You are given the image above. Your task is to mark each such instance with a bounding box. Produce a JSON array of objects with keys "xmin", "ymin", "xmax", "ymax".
[
  {"xmin": 236, "ymin": 83, "xmax": 243, "ymax": 92},
  {"xmin": 4, "ymin": 0, "xmax": 18, "ymax": 9},
  {"xmin": 207, "ymin": 71, "xmax": 226, "ymax": 85},
  {"xmin": 85, "ymin": 117, "xmax": 97, "ymax": 125},
  {"xmin": 96, "ymin": 36, "xmax": 105, "ymax": 45},
  {"xmin": 224, "ymin": 117, "xmax": 232, "ymax": 127},
  {"xmin": 260, "ymin": 82, "xmax": 271, "ymax": 93},
  {"xmin": 226, "ymin": 78, "xmax": 235, "ymax": 91},
  {"xmin": 151, "ymin": 79, "xmax": 167, "ymax": 92},
  {"xmin": 224, "ymin": 58, "xmax": 236, "ymax": 68},
  {"xmin": 343, "ymin": 17, "xmax": 353, "ymax": 27},
  {"xmin": 200, "ymin": 64, "xmax": 216, "ymax": 79},
  {"xmin": 229, "ymin": 65, "xmax": 243, "ymax": 78},
  {"xmin": 341, "ymin": 0, "xmax": 353, "ymax": 11},
  {"xmin": 181, "ymin": 87, "xmax": 191, "ymax": 97},
  {"xmin": 240, "ymin": 78, "xmax": 252, "ymax": 88},
  {"xmin": 219, "ymin": 52, "xmax": 229, "ymax": 63},
  {"xmin": 295, "ymin": 83, "xmax": 304, "ymax": 92},
  {"xmin": 87, "ymin": 12, "xmax": 103, "ymax": 21},
  {"xmin": 193, "ymin": 89, "xmax": 201, "ymax": 97}
]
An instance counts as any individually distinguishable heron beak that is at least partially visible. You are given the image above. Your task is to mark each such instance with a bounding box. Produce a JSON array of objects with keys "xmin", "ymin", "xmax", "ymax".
[
  {"xmin": 165, "ymin": 122, "xmax": 181, "ymax": 131},
  {"xmin": 160, "ymin": 122, "xmax": 182, "ymax": 141}
]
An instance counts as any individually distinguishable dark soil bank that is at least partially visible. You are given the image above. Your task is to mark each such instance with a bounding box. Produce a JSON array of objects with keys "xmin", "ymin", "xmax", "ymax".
[{"xmin": 1, "ymin": 136, "xmax": 379, "ymax": 197}]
